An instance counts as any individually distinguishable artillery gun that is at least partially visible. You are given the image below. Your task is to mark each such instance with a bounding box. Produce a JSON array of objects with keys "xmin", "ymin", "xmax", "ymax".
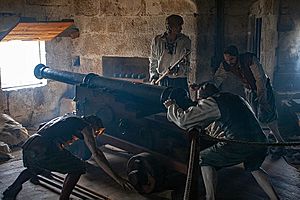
[{"xmin": 34, "ymin": 64, "xmax": 195, "ymax": 194}]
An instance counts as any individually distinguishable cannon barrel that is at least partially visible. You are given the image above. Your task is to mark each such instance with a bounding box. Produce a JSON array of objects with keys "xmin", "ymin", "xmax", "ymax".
[
  {"xmin": 34, "ymin": 64, "xmax": 176, "ymax": 108},
  {"xmin": 34, "ymin": 64, "xmax": 86, "ymax": 85},
  {"xmin": 35, "ymin": 64, "xmax": 194, "ymax": 189}
]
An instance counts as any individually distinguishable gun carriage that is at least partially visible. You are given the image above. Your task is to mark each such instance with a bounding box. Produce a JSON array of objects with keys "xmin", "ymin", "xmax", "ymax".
[{"xmin": 34, "ymin": 64, "xmax": 195, "ymax": 194}]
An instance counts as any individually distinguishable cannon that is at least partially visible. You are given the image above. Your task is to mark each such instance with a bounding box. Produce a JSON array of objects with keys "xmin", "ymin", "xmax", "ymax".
[{"xmin": 34, "ymin": 64, "xmax": 194, "ymax": 194}]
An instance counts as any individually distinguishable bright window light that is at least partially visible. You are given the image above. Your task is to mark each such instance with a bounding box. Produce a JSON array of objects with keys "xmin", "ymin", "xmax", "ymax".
[{"xmin": 0, "ymin": 40, "xmax": 47, "ymax": 90}]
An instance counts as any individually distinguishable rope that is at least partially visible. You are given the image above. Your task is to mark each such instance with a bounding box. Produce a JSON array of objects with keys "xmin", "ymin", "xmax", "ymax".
[
  {"xmin": 183, "ymin": 138, "xmax": 197, "ymax": 200},
  {"xmin": 201, "ymin": 134, "xmax": 300, "ymax": 146}
]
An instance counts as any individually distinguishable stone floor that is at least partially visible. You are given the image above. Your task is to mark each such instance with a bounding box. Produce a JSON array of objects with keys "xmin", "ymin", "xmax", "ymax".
[{"xmin": 0, "ymin": 145, "xmax": 300, "ymax": 200}]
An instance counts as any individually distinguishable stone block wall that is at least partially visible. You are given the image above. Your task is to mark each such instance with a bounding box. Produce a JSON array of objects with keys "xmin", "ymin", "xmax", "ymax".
[
  {"xmin": 224, "ymin": 0, "xmax": 255, "ymax": 52},
  {"xmin": 72, "ymin": 0, "xmax": 198, "ymax": 75},
  {"xmin": 249, "ymin": 0, "xmax": 279, "ymax": 81},
  {"xmin": 0, "ymin": 0, "xmax": 274, "ymax": 126},
  {"xmin": 275, "ymin": 0, "xmax": 300, "ymax": 91},
  {"xmin": 0, "ymin": 0, "xmax": 198, "ymax": 126}
]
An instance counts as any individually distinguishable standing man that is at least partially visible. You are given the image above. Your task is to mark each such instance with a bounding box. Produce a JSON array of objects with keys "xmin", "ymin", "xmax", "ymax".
[
  {"xmin": 149, "ymin": 14, "xmax": 191, "ymax": 92},
  {"xmin": 214, "ymin": 45, "xmax": 285, "ymax": 143},
  {"xmin": 163, "ymin": 82, "xmax": 279, "ymax": 200},
  {"xmin": 2, "ymin": 114, "xmax": 132, "ymax": 200}
]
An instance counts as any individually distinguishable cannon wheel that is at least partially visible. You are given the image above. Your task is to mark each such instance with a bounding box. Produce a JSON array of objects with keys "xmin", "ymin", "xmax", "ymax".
[{"xmin": 127, "ymin": 152, "xmax": 166, "ymax": 194}]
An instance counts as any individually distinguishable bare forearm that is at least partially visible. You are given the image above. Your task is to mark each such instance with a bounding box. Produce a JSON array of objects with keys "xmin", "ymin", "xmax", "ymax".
[
  {"xmin": 82, "ymin": 128, "xmax": 120, "ymax": 182},
  {"xmin": 92, "ymin": 149, "xmax": 120, "ymax": 181},
  {"xmin": 250, "ymin": 58, "xmax": 267, "ymax": 99}
]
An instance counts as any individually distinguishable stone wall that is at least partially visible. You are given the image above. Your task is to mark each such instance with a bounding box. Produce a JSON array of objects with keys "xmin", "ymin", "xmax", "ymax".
[
  {"xmin": 248, "ymin": 0, "xmax": 300, "ymax": 92},
  {"xmin": 0, "ymin": 0, "xmax": 198, "ymax": 126},
  {"xmin": 194, "ymin": 0, "xmax": 256, "ymax": 82},
  {"xmin": 0, "ymin": 0, "xmax": 278, "ymax": 126},
  {"xmin": 193, "ymin": 0, "xmax": 216, "ymax": 82},
  {"xmin": 274, "ymin": 0, "xmax": 300, "ymax": 91},
  {"xmin": 249, "ymin": 0, "xmax": 279, "ymax": 81},
  {"xmin": 0, "ymin": 0, "xmax": 76, "ymax": 125},
  {"xmin": 224, "ymin": 0, "xmax": 256, "ymax": 52}
]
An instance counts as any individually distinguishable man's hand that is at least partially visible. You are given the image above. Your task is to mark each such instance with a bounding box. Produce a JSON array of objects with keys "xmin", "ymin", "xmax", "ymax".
[
  {"xmin": 82, "ymin": 128, "xmax": 134, "ymax": 191},
  {"xmin": 163, "ymin": 99, "xmax": 176, "ymax": 108},
  {"xmin": 150, "ymin": 79, "xmax": 158, "ymax": 85},
  {"xmin": 150, "ymin": 74, "xmax": 159, "ymax": 85},
  {"xmin": 189, "ymin": 83, "xmax": 200, "ymax": 91},
  {"xmin": 115, "ymin": 176, "xmax": 135, "ymax": 190}
]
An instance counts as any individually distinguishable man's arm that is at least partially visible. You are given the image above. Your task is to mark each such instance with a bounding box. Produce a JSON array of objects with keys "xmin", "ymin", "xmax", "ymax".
[
  {"xmin": 82, "ymin": 127, "xmax": 133, "ymax": 190},
  {"xmin": 249, "ymin": 56, "xmax": 268, "ymax": 103},
  {"xmin": 149, "ymin": 37, "xmax": 160, "ymax": 83},
  {"xmin": 164, "ymin": 97, "xmax": 221, "ymax": 130},
  {"xmin": 213, "ymin": 63, "xmax": 227, "ymax": 89}
]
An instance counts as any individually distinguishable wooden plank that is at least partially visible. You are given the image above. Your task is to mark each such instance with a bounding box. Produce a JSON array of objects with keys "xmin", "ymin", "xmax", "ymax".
[{"xmin": 2, "ymin": 21, "xmax": 74, "ymax": 41}]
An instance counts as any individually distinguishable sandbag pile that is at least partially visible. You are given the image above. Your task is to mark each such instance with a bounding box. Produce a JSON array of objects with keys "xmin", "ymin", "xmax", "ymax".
[{"xmin": 0, "ymin": 114, "xmax": 29, "ymax": 161}]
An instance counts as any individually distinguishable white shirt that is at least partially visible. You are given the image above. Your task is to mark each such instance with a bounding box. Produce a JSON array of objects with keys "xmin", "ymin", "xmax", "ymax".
[
  {"xmin": 166, "ymin": 97, "xmax": 221, "ymax": 131},
  {"xmin": 214, "ymin": 56, "xmax": 268, "ymax": 101},
  {"xmin": 149, "ymin": 32, "xmax": 191, "ymax": 79}
]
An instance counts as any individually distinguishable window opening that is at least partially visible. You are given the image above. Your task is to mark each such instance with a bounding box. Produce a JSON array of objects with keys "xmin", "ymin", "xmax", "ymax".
[{"xmin": 0, "ymin": 40, "xmax": 47, "ymax": 90}]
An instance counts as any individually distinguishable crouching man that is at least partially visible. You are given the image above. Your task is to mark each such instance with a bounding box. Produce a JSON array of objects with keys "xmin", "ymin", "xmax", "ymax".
[
  {"xmin": 163, "ymin": 82, "xmax": 279, "ymax": 200},
  {"xmin": 3, "ymin": 114, "xmax": 133, "ymax": 200}
]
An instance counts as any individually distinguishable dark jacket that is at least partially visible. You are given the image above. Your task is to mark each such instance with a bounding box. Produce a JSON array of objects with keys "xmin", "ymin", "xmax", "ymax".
[{"xmin": 213, "ymin": 92, "xmax": 266, "ymax": 142}]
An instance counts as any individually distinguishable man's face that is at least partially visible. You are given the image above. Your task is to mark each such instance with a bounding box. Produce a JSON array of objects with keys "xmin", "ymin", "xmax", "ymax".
[
  {"xmin": 224, "ymin": 53, "xmax": 238, "ymax": 67},
  {"xmin": 166, "ymin": 23, "xmax": 182, "ymax": 35},
  {"xmin": 196, "ymin": 86, "xmax": 207, "ymax": 100}
]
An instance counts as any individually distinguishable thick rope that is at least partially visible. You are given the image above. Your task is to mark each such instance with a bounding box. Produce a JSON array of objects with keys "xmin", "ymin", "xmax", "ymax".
[
  {"xmin": 183, "ymin": 138, "xmax": 197, "ymax": 200},
  {"xmin": 200, "ymin": 134, "xmax": 300, "ymax": 146}
]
